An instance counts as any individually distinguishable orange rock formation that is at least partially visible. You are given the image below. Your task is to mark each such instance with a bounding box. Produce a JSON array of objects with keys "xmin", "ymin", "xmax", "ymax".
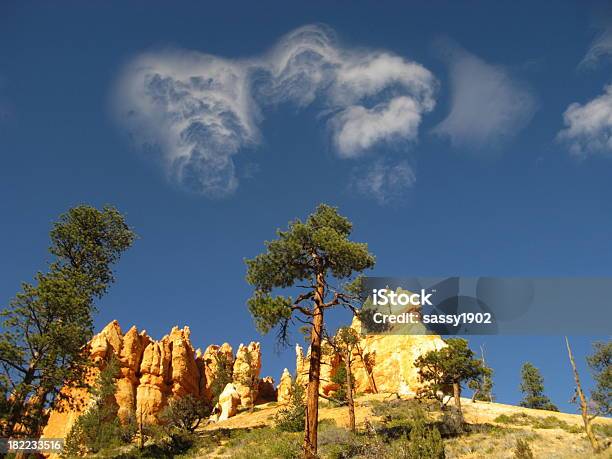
[
  {"xmin": 42, "ymin": 317, "xmax": 445, "ymax": 439},
  {"xmin": 42, "ymin": 321, "xmax": 263, "ymax": 440}
]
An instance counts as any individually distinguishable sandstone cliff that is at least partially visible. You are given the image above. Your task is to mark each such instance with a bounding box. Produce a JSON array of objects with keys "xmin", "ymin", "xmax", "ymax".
[
  {"xmin": 42, "ymin": 321, "xmax": 263, "ymax": 440},
  {"xmin": 285, "ymin": 316, "xmax": 446, "ymax": 401},
  {"xmin": 42, "ymin": 317, "xmax": 445, "ymax": 439}
]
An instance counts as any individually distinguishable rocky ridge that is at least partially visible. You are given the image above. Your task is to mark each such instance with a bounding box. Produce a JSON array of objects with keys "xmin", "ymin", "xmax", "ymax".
[{"xmin": 42, "ymin": 318, "xmax": 446, "ymax": 440}]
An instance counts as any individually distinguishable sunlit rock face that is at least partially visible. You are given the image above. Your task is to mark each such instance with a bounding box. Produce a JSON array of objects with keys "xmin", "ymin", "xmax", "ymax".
[
  {"xmin": 232, "ymin": 342, "xmax": 262, "ymax": 409},
  {"xmin": 290, "ymin": 316, "xmax": 446, "ymax": 397},
  {"xmin": 42, "ymin": 321, "xmax": 263, "ymax": 440},
  {"xmin": 42, "ymin": 316, "xmax": 445, "ymax": 440},
  {"xmin": 277, "ymin": 368, "xmax": 293, "ymax": 405}
]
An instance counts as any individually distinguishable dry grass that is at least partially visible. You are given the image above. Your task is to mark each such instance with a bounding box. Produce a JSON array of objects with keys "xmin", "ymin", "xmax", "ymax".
[{"xmin": 200, "ymin": 394, "xmax": 612, "ymax": 458}]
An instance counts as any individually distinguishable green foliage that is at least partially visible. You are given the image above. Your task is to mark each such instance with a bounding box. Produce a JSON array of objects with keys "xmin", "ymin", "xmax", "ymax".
[
  {"xmin": 370, "ymin": 398, "xmax": 435, "ymax": 422},
  {"xmin": 160, "ymin": 394, "xmax": 211, "ymax": 433},
  {"xmin": 223, "ymin": 427, "xmax": 302, "ymax": 459},
  {"xmin": 63, "ymin": 357, "xmax": 133, "ymax": 456},
  {"xmin": 513, "ymin": 438, "xmax": 535, "ymax": 459},
  {"xmin": 586, "ymin": 341, "xmax": 611, "ymax": 416},
  {"xmin": 468, "ymin": 364, "xmax": 494, "ymax": 402},
  {"xmin": 403, "ymin": 408, "xmax": 446, "ymax": 459},
  {"xmin": 209, "ymin": 353, "xmax": 233, "ymax": 406},
  {"xmin": 319, "ymin": 404, "xmax": 445, "ymax": 459},
  {"xmin": 414, "ymin": 338, "xmax": 487, "ymax": 409},
  {"xmin": 0, "ymin": 205, "xmax": 135, "ymax": 436},
  {"xmin": 274, "ymin": 380, "xmax": 306, "ymax": 432},
  {"xmin": 245, "ymin": 203, "xmax": 375, "ymax": 338},
  {"xmin": 494, "ymin": 413, "xmax": 582, "ymax": 434},
  {"xmin": 330, "ymin": 365, "xmax": 348, "ymax": 406},
  {"xmin": 519, "ymin": 363, "xmax": 558, "ymax": 411},
  {"xmin": 592, "ymin": 422, "xmax": 612, "ymax": 438}
]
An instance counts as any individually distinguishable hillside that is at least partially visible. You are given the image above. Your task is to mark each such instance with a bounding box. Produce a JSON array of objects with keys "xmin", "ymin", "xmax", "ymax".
[{"xmin": 197, "ymin": 394, "xmax": 612, "ymax": 458}]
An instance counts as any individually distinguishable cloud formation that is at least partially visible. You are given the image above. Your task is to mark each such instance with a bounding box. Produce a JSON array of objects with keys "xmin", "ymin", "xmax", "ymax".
[
  {"xmin": 115, "ymin": 25, "xmax": 436, "ymax": 197},
  {"xmin": 353, "ymin": 159, "xmax": 416, "ymax": 205},
  {"xmin": 558, "ymin": 84, "xmax": 612, "ymax": 156},
  {"xmin": 432, "ymin": 42, "xmax": 536, "ymax": 149},
  {"xmin": 579, "ymin": 25, "xmax": 612, "ymax": 70}
]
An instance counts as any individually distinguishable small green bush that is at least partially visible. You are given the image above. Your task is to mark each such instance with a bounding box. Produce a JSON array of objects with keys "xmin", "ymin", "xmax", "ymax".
[
  {"xmin": 513, "ymin": 438, "xmax": 535, "ymax": 459},
  {"xmin": 494, "ymin": 413, "xmax": 532, "ymax": 426},
  {"xmin": 223, "ymin": 427, "xmax": 301, "ymax": 459},
  {"xmin": 402, "ymin": 409, "xmax": 446, "ymax": 459},
  {"xmin": 63, "ymin": 358, "xmax": 133, "ymax": 457},
  {"xmin": 593, "ymin": 422, "xmax": 612, "ymax": 438},
  {"xmin": 274, "ymin": 381, "xmax": 305, "ymax": 432},
  {"xmin": 160, "ymin": 394, "xmax": 210, "ymax": 433},
  {"xmin": 494, "ymin": 412, "xmax": 582, "ymax": 434}
]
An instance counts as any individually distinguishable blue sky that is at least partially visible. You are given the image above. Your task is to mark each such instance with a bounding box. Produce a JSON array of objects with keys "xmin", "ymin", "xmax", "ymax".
[{"xmin": 1, "ymin": 1, "xmax": 611, "ymax": 412}]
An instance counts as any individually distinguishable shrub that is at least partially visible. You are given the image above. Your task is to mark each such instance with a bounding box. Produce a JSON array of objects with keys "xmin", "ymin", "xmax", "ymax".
[
  {"xmin": 513, "ymin": 438, "xmax": 534, "ymax": 459},
  {"xmin": 593, "ymin": 423, "xmax": 612, "ymax": 438},
  {"xmin": 160, "ymin": 394, "xmax": 210, "ymax": 433},
  {"xmin": 274, "ymin": 381, "xmax": 306, "ymax": 432},
  {"xmin": 494, "ymin": 413, "xmax": 582, "ymax": 434},
  {"xmin": 402, "ymin": 408, "xmax": 445, "ymax": 459},
  {"xmin": 63, "ymin": 358, "xmax": 132, "ymax": 456},
  {"xmin": 318, "ymin": 424, "xmax": 359, "ymax": 459},
  {"xmin": 223, "ymin": 427, "xmax": 301, "ymax": 459},
  {"xmin": 437, "ymin": 406, "xmax": 464, "ymax": 437},
  {"xmin": 370, "ymin": 398, "xmax": 434, "ymax": 421},
  {"xmin": 330, "ymin": 365, "xmax": 348, "ymax": 406}
]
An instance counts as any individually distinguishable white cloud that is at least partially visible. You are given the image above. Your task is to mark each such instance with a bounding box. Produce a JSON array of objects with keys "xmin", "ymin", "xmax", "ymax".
[
  {"xmin": 332, "ymin": 97, "xmax": 424, "ymax": 156},
  {"xmin": 353, "ymin": 159, "xmax": 416, "ymax": 204},
  {"xmin": 579, "ymin": 26, "xmax": 612, "ymax": 70},
  {"xmin": 558, "ymin": 84, "xmax": 612, "ymax": 156},
  {"xmin": 114, "ymin": 25, "xmax": 436, "ymax": 196},
  {"xmin": 432, "ymin": 43, "xmax": 536, "ymax": 149},
  {"xmin": 115, "ymin": 51, "xmax": 259, "ymax": 197}
]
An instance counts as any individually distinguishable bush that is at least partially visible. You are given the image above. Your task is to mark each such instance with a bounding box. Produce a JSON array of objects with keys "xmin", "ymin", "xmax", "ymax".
[
  {"xmin": 160, "ymin": 394, "xmax": 210, "ymax": 433},
  {"xmin": 223, "ymin": 427, "xmax": 301, "ymax": 459},
  {"xmin": 513, "ymin": 438, "xmax": 535, "ymax": 459},
  {"xmin": 437, "ymin": 406, "xmax": 464, "ymax": 437},
  {"xmin": 63, "ymin": 358, "xmax": 133, "ymax": 456},
  {"xmin": 330, "ymin": 365, "xmax": 348, "ymax": 406},
  {"xmin": 274, "ymin": 381, "xmax": 305, "ymax": 432},
  {"xmin": 494, "ymin": 413, "xmax": 582, "ymax": 434},
  {"xmin": 370, "ymin": 398, "xmax": 434, "ymax": 421},
  {"xmin": 593, "ymin": 423, "xmax": 612, "ymax": 438},
  {"xmin": 402, "ymin": 408, "xmax": 445, "ymax": 459},
  {"xmin": 318, "ymin": 424, "xmax": 359, "ymax": 459}
]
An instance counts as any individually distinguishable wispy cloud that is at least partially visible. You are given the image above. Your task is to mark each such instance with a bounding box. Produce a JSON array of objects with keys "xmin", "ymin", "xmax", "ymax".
[
  {"xmin": 114, "ymin": 25, "xmax": 436, "ymax": 197},
  {"xmin": 352, "ymin": 159, "xmax": 416, "ymax": 205},
  {"xmin": 579, "ymin": 22, "xmax": 612, "ymax": 70},
  {"xmin": 558, "ymin": 84, "xmax": 612, "ymax": 157},
  {"xmin": 432, "ymin": 41, "xmax": 537, "ymax": 149}
]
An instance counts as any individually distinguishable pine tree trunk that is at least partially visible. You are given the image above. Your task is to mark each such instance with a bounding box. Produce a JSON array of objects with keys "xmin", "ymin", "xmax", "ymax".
[
  {"xmin": 565, "ymin": 337, "xmax": 600, "ymax": 453},
  {"xmin": 303, "ymin": 272, "xmax": 325, "ymax": 458},
  {"xmin": 453, "ymin": 382, "xmax": 463, "ymax": 417},
  {"xmin": 345, "ymin": 351, "xmax": 355, "ymax": 432}
]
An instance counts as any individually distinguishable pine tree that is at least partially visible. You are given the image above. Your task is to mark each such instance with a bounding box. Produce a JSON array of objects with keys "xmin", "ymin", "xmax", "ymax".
[
  {"xmin": 245, "ymin": 204, "xmax": 375, "ymax": 457},
  {"xmin": 63, "ymin": 357, "xmax": 129, "ymax": 456},
  {"xmin": 0, "ymin": 205, "xmax": 135, "ymax": 437},
  {"xmin": 329, "ymin": 326, "xmax": 359, "ymax": 432},
  {"xmin": 468, "ymin": 347, "xmax": 494, "ymax": 402},
  {"xmin": 415, "ymin": 338, "xmax": 487, "ymax": 420},
  {"xmin": 519, "ymin": 362, "xmax": 558, "ymax": 411},
  {"xmin": 586, "ymin": 341, "xmax": 611, "ymax": 417}
]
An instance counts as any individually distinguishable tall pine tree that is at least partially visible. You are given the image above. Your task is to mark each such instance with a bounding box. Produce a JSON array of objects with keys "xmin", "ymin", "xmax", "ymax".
[
  {"xmin": 245, "ymin": 204, "xmax": 374, "ymax": 457},
  {"xmin": 519, "ymin": 362, "xmax": 558, "ymax": 411},
  {"xmin": 0, "ymin": 205, "xmax": 135, "ymax": 436}
]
